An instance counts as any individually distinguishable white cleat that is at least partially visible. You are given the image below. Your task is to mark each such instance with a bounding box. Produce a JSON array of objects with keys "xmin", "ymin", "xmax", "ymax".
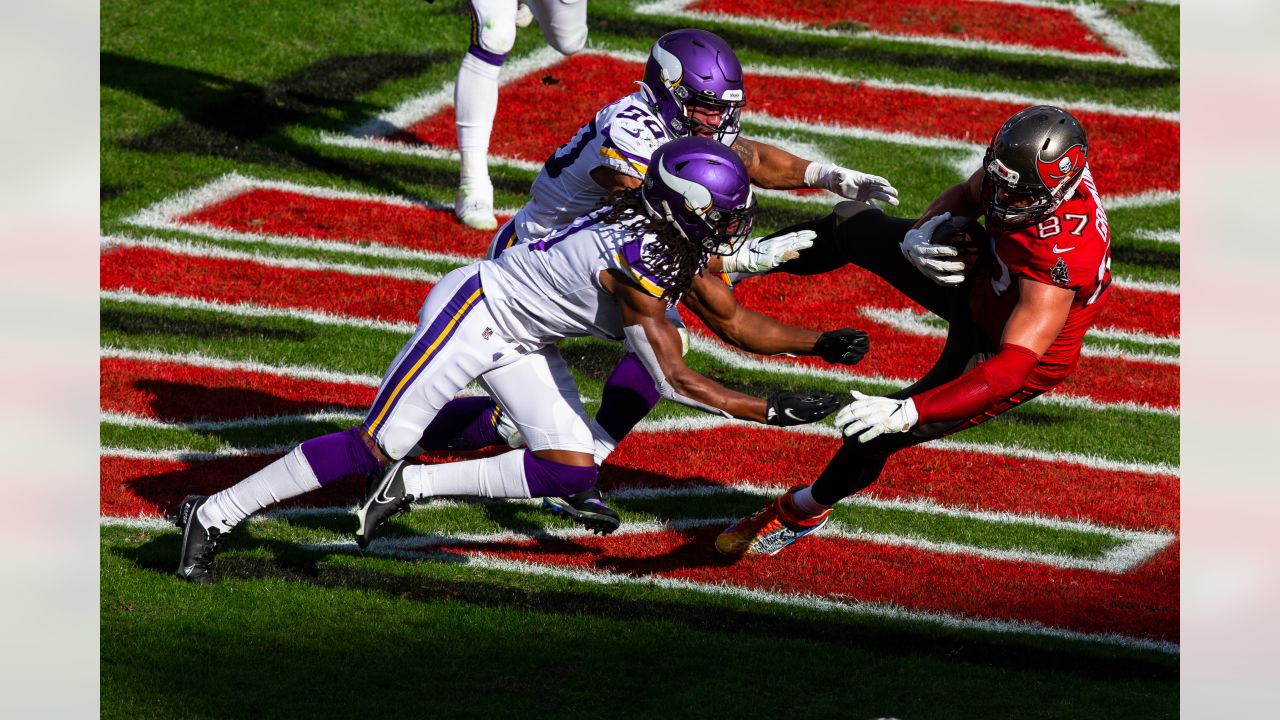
[
  {"xmin": 455, "ymin": 182, "xmax": 498, "ymax": 231},
  {"xmin": 515, "ymin": 3, "xmax": 534, "ymax": 28}
]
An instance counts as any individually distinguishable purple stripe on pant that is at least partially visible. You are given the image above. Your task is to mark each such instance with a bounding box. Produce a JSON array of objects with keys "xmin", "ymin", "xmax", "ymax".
[
  {"xmin": 489, "ymin": 220, "xmax": 518, "ymax": 259},
  {"xmin": 364, "ymin": 271, "xmax": 484, "ymax": 437},
  {"xmin": 467, "ymin": 44, "xmax": 507, "ymax": 66}
]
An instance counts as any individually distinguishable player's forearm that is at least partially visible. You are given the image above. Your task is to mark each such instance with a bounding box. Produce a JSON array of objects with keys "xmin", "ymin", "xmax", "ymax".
[
  {"xmin": 737, "ymin": 138, "xmax": 810, "ymax": 190},
  {"xmin": 668, "ymin": 370, "xmax": 769, "ymax": 423},
  {"xmin": 915, "ymin": 176, "xmax": 984, "ymax": 229},
  {"xmin": 715, "ymin": 310, "xmax": 821, "ymax": 356},
  {"xmin": 910, "ymin": 344, "xmax": 1039, "ymax": 423}
]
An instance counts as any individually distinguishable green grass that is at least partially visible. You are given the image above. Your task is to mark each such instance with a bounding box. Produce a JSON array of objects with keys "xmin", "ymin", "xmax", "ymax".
[{"xmin": 103, "ymin": 527, "xmax": 1175, "ymax": 720}]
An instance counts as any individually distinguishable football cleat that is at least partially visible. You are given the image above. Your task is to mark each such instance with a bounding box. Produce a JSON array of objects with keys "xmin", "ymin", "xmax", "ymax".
[
  {"xmin": 715, "ymin": 485, "xmax": 830, "ymax": 557},
  {"xmin": 355, "ymin": 459, "xmax": 416, "ymax": 549},
  {"xmin": 542, "ymin": 487, "xmax": 621, "ymax": 535},
  {"xmin": 174, "ymin": 495, "xmax": 226, "ymax": 584},
  {"xmin": 455, "ymin": 182, "xmax": 498, "ymax": 231}
]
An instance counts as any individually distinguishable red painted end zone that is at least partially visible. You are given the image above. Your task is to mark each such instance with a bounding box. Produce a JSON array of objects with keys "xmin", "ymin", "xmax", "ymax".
[
  {"xmin": 177, "ymin": 188, "xmax": 505, "ymax": 256},
  {"xmin": 102, "ymin": 225, "xmax": 1177, "ymax": 409},
  {"xmin": 427, "ymin": 529, "xmax": 1178, "ymax": 642},
  {"xmin": 393, "ymin": 54, "xmax": 1177, "ymax": 197},
  {"xmin": 602, "ymin": 426, "xmax": 1176, "ymax": 532},
  {"xmin": 101, "ymin": 357, "xmax": 375, "ymax": 423},
  {"xmin": 692, "ymin": 0, "xmax": 1121, "ymax": 58}
]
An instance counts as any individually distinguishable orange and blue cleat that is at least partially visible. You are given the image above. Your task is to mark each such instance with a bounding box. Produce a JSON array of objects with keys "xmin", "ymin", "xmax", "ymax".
[{"xmin": 715, "ymin": 485, "xmax": 831, "ymax": 557}]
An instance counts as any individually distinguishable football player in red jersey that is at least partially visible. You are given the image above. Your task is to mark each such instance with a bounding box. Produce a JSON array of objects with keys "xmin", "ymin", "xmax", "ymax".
[{"xmin": 716, "ymin": 105, "xmax": 1113, "ymax": 557}]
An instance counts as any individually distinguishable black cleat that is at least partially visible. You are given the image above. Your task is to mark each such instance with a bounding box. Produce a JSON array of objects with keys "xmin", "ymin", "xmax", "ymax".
[
  {"xmin": 542, "ymin": 488, "xmax": 620, "ymax": 535},
  {"xmin": 174, "ymin": 495, "xmax": 226, "ymax": 585},
  {"xmin": 355, "ymin": 459, "xmax": 416, "ymax": 549}
]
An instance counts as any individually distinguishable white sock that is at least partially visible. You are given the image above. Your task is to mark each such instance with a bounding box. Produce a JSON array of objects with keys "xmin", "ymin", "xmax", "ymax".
[
  {"xmin": 791, "ymin": 485, "xmax": 831, "ymax": 516},
  {"xmin": 455, "ymin": 53, "xmax": 501, "ymax": 187},
  {"xmin": 198, "ymin": 447, "xmax": 321, "ymax": 532},
  {"xmin": 403, "ymin": 450, "xmax": 530, "ymax": 499}
]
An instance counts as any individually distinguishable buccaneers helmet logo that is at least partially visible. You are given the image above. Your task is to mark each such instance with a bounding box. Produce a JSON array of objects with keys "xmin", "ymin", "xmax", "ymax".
[{"xmin": 1036, "ymin": 144, "xmax": 1085, "ymax": 190}]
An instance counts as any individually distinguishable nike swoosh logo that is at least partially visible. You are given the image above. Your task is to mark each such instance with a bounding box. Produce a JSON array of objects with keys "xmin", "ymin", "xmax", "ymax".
[
  {"xmin": 1052, "ymin": 245, "xmax": 1076, "ymax": 253},
  {"xmin": 783, "ymin": 408, "xmax": 805, "ymax": 422}
]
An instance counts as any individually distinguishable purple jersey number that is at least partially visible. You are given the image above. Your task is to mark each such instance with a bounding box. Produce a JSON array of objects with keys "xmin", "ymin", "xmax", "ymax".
[{"xmin": 544, "ymin": 119, "xmax": 597, "ymax": 179}]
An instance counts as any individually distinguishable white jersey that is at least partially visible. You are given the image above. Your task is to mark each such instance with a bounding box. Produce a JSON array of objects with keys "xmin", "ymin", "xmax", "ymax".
[
  {"xmin": 509, "ymin": 92, "xmax": 672, "ymax": 243},
  {"xmin": 479, "ymin": 211, "xmax": 679, "ymax": 350}
]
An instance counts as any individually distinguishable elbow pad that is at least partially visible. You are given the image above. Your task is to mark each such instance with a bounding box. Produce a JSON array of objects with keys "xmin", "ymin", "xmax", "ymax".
[
  {"xmin": 912, "ymin": 343, "xmax": 1039, "ymax": 424},
  {"xmin": 623, "ymin": 325, "xmax": 731, "ymax": 418}
]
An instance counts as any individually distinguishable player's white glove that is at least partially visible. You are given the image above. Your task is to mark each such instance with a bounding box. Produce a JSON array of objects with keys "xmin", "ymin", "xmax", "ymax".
[
  {"xmin": 804, "ymin": 162, "xmax": 900, "ymax": 207},
  {"xmin": 720, "ymin": 230, "xmax": 816, "ymax": 275},
  {"xmin": 900, "ymin": 212, "xmax": 966, "ymax": 286},
  {"xmin": 834, "ymin": 391, "xmax": 919, "ymax": 443}
]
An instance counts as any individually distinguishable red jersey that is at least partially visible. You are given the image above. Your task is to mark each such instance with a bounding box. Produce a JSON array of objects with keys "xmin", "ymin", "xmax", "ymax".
[{"xmin": 969, "ymin": 166, "xmax": 1111, "ymax": 392}]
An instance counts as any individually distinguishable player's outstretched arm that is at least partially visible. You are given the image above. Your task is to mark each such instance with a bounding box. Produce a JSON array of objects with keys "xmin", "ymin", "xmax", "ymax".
[
  {"xmin": 681, "ymin": 270, "xmax": 870, "ymax": 365},
  {"xmin": 601, "ymin": 269, "xmax": 839, "ymax": 426},
  {"xmin": 835, "ymin": 277, "xmax": 1073, "ymax": 442},
  {"xmin": 733, "ymin": 137, "xmax": 898, "ymax": 206}
]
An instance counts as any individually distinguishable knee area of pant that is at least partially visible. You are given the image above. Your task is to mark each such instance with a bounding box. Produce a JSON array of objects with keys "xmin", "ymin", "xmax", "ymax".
[
  {"xmin": 476, "ymin": 24, "xmax": 517, "ymax": 56},
  {"xmin": 550, "ymin": 25, "xmax": 588, "ymax": 56}
]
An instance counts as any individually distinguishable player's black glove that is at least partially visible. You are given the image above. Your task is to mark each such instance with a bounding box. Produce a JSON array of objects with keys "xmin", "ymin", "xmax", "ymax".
[
  {"xmin": 765, "ymin": 392, "xmax": 841, "ymax": 427},
  {"xmin": 814, "ymin": 328, "xmax": 870, "ymax": 365}
]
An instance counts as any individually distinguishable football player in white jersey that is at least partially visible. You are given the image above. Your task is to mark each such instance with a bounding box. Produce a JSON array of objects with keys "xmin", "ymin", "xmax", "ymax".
[
  {"xmin": 174, "ymin": 138, "xmax": 845, "ymax": 584},
  {"xmin": 455, "ymin": 0, "xmax": 590, "ymax": 230},
  {"xmin": 424, "ymin": 28, "xmax": 891, "ymax": 532}
]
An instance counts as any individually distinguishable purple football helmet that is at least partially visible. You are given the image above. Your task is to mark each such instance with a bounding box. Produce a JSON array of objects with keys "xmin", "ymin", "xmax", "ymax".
[
  {"xmin": 640, "ymin": 29, "xmax": 745, "ymax": 146},
  {"xmin": 641, "ymin": 136, "xmax": 755, "ymax": 254}
]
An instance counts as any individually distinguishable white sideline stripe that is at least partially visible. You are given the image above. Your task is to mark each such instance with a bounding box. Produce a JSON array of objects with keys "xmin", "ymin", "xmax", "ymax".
[
  {"xmin": 1133, "ymin": 229, "xmax": 1180, "ymax": 245},
  {"xmin": 123, "ymin": 172, "xmax": 519, "ymax": 264},
  {"xmin": 100, "ymin": 288, "xmax": 417, "ymax": 334},
  {"xmin": 99, "ymin": 414, "xmax": 1178, "ymax": 478},
  {"xmin": 1106, "ymin": 190, "xmax": 1180, "ymax": 210},
  {"xmin": 101, "ymin": 234, "xmax": 444, "ymax": 284},
  {"xmin": 1112, "ymin": 276, "xmax": 1179, "ymax": 294},
  {"xmin": 100, "ymin": 288, "xmax": 1177, "ymax": 416},
  {"xmin": 633, "ymin": 2, "xmax": 1168, "ymax": 69},
  {"xmin": 687, "ymin": 333, "xmax": 1178, "ymax": 416},
  {"xmin": 101, "ymin": 409, "xmax": 366, "ymax": 431},
  {"xmin": 859, "ymin": 307, "xmax": 1179, "ymax": 366},
  {"xmin": 96, "ymin": 514, "xmax": 1177, "ymax": 654},
  {"xmin": 100, "ymin": 345, "xmax": 384, "ymax": 387}
]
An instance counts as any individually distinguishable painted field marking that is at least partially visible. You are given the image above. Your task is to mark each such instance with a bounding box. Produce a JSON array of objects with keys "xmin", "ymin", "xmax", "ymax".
[
  {"xmin": 124, "ymin": 172, "xmax": 517, "ymax": 266},
  {"xmin": 108, "ymin": 180, "xmax": 1181, "ymax": 410},
  {"xmin": 100, "ymin": 287, "xmax": 1176, "ymax": 416},
  {"xmin": 97, "ymin": 514, "xmax": 1175, "ymax": 655},
  {"xmin": 1134, "ymin": 228, "xmax": 1180, "ymax": 245},
  {"xmin": 318, "ymin": 47, "xmax": 1178, "ymax": 200},
  {"xmin": 634, "ymin": 1, "xmax": 1168, "ymax": 69}
]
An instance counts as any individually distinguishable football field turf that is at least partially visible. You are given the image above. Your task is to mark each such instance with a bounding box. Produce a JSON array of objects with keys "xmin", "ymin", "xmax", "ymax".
[{"xmin": 100, "ymin": 1, "xmax": 1180, "ymax": 717}]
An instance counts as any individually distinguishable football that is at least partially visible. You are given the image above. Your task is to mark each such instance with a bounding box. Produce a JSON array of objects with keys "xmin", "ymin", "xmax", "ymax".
[{"xmin": 930, "ymin": 215, "xmax": 990, "ymax": 271}]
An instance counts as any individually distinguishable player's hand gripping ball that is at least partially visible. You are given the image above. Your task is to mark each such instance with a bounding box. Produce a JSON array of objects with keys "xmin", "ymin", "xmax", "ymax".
[{"xmin": 929, "ymin": 215, "xmax": 990, "ymax": 275}]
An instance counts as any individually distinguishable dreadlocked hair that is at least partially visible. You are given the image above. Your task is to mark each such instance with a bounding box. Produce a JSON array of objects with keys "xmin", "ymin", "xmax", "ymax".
[{"xmin": 601, "ymin": 189, "xmax": 707, "ymax": 303}]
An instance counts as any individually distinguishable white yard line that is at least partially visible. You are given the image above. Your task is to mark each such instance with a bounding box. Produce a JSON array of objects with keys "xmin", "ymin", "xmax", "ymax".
[
  {"xmin": 99, "ymin": 287, "xmax": 1179, "ymax": 416},
  {"xmin": 100, "ymin": 411, "xmax": 1178, "ymax": 477},
  {"xmin": 633, "ymin": 1, "xmax": 1169, "ymax": 69}
]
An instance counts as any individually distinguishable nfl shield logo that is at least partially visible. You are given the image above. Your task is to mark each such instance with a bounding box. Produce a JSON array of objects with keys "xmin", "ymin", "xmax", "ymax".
[
  {"xmin": 1050, "ymin": 258, "xmax": 1071, "ymax": 286},
  {"xmin": 482, "ymin": 327, "xmax": 493, "ymax": 340}
]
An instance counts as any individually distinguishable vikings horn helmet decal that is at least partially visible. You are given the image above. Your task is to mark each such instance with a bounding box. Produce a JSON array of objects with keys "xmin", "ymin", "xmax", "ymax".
[
  {"xmin": 640, "ymin": 29, "xmax": 746, "ymax": 146},
  {"xmin": 980, "ymin": 105, "xmax": 1089, "ymax": 230},
  {"xmin": 640, "ymin": 136, "xmax": 756, "ymax": 254}
]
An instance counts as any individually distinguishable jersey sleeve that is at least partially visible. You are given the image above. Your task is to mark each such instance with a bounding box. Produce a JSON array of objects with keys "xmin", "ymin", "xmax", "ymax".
[
  {"xmin": 597, "ymin": 116, "xmax": 664, "ymax": 180},
  {"xmin": 613, "ymin": 233, "xmax": 670, "ymax": 299}
]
